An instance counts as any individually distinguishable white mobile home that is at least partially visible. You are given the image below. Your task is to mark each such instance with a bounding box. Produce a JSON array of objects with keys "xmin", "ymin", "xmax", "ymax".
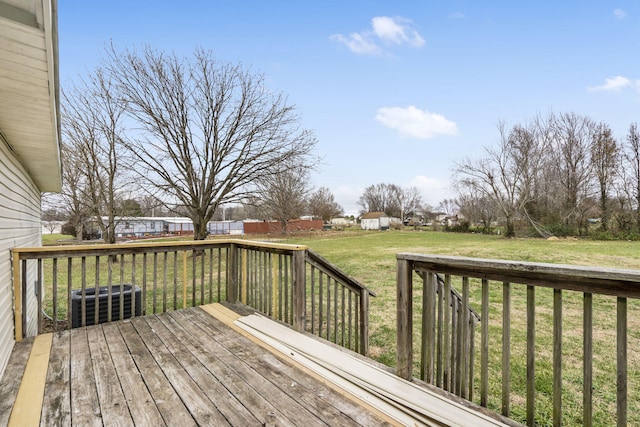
[
  {"xmin": 0, "ymin": 0, "xmax": 60, "ymax": 378},
  {"xmin": 208, "ymin": 221, "xmax": 244, "ymax": 235},
  {"xmin": 100, "ymin": 217, "xmax": 166, "ymax": 238}
]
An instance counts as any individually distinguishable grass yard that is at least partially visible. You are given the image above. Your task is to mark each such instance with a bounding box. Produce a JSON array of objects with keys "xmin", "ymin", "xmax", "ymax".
[{"xmin": 277, "ymin": 229, "xmax": 640, "ymax": 426}]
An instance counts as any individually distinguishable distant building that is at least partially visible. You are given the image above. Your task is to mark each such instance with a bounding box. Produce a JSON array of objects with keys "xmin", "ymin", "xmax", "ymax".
[
  {"xmin": 331, "ymin": 217, "xmax": 351, "ymax": 226},
  {"xmin": 360, "ymin": 212, "xmax": 390, "ymax": 230},
  {"xmin": 208, "ymin": 221, "xmax": 244, "ymax": 235}
]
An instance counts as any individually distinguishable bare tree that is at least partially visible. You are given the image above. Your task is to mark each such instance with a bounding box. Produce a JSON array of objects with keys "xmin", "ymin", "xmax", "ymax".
[
  {"xmin": 56, "ymin": 134, "xmax": 92, "ymax": 241},
  {"xmin": 41, "ymin": 207, "xmax": 63, "ymax": 234},
  {"xmin": 104, "ymin": 46, "xmax": 317, "ymax": 240},
  {"xmin": 590, "ymin": 122, "xmax": 619, "ymax": 230},
  {"xmin": 358, "ymin": 183, "xmax": 402, "ymax": 217},
  {"xmin": 308, "ymin": 187, "xmax": 343, "ymax": 222},
  {"xmin": 455, "ymin": 123, "xmax": 540, "ymax": 237},
  {"xmin": 138, "ymin": 195, "xmax": 170, "ymax": 217},
  {"xmin": 551, "ymin": 112, "xmax": 595, "ymax": 232},
  {"xmin": 437, "ymin": 198, "xmax": 457, "ymax": 215},
  {"xmin": 456, "ymin": 188, "xmax": 497, "ymax": 233},
  {"xmin": 623, "ymin": 123, "xmax": 640, "ymax": 228},
  {"xmin": 251, "ymin": 164, "xmax": 311, "ymax": 233},
  {"xmin": 62, "ymin": 69, "xmax": 129, "ymax": 244},
  {"xmin": 508, "ymin": 118, "xmax": 553, "ymax": 236},
  {"xmin": 396, "ymin": 186, "xmax": 423, "ymax": 222}
]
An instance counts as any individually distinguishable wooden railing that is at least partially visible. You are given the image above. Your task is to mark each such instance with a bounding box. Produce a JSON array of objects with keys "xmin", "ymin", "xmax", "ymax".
[
  {"xmin": 396, "ymin": 253, "xmax": 640, "ymax": 426},
  {"xmin": 11, "ymin": 239, "xmax": 373, "ymax": 355},
  {"xmin": 306, "ymin": 250, "xmax": 374, "ymax": 355}
]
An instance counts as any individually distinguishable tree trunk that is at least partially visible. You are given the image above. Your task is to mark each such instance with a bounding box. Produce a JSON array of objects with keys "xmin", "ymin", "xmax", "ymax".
[
  {"xmin": 504, "ymin": 217, "xmax": 515, "ymax": 238},
  {"xmin": 193, "ymin": 218, "xmax": 208, "ymax": 240},
  {"xmin": 600, "ymin": 186, "xmax": 608, "ymax": 231}
]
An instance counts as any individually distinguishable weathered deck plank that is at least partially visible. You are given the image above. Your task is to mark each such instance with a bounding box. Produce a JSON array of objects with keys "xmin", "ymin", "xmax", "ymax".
[
  {"xmin": 161, "ymin": 310, "xmax": 298, "ymax": 427},
  {"xmin": 85, "ymin": 325, "xmax": 133, "ymax": 426},
  {"xmin": 41, "ymin": 330, "xmax": 71, "ymax": 426},
  {"xmin": 170, "ymin": 309, "xmax": 332, "ymax": 426},
  {"xmin": 69, "ymin": 328, "xmax": 102, "ymax": 426},
  {"xmin": 126, "ymin": 317, "xmax": 232, "ymax": 426},
  {"xmin": 106, "ymin": 321, "xmax": 188, "ymax": 427},
  {"xmin": 149, "ymin": 311, "xmax": 274, "ymax": 426},
  {"xmin": 185, "ymin": 307, "xmax": 389, "ymax": 426},
  {"xmin": 0, "ymin": 338, "xmax": 33, "ymax": 426}
]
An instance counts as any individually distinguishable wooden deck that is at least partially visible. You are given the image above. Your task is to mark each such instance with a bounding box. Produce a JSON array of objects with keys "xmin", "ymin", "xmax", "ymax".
[{"xmin": 0, "ymin": 303, "xmax": 511, "ymax": 427}]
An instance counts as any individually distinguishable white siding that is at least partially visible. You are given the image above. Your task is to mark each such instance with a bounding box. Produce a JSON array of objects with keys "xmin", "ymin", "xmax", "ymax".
[
  {"xmin": 361, "ymin": 218, "xmax": 380, "ymax": 230},
  {"xmin": 0, "ymin": 137, "xmax": 42, "ymax": 379}
]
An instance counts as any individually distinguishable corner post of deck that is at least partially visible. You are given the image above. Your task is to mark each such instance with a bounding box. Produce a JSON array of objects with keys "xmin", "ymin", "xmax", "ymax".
[
  {"xmin": 397, "ymin": 255, "xmax": 413, "ymax": 380},
  {"xmin": 11, "ymin": 249, "xmax": 23, "ymax": 341},
  {"xmin": 359, "ymin": 289, "xmax": 369, "ymax": 356},
  {"xmin": 292, "ymin": 249, "xmax": 306, "ymax": 333},
  {"xmin": 227, "ymin": 243, "xmax": 239, "ymax": 303}
]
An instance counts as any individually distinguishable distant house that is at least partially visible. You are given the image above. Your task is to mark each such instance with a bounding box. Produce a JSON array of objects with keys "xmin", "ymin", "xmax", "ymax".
[
  {"xmin": 404, "ymin": 210, "xmax": 430, "ymax": 226},
  {"xmin": 434, "ymin": 212, "xmax": 448, "ymax": 223},
  {"xmin": 360, "ymin": 212, "xmax": 390, "ymax": 230},
  {"xmin": 0, "ymin": 0, "xmax": 60, "ymax": 378},
  {"xmin": 441, "ymin": 214, "xmax": 465, "ymax": 227},
  {"xmin": 330, "ymin": 217, "xmax": 347, "ymax": 225}
]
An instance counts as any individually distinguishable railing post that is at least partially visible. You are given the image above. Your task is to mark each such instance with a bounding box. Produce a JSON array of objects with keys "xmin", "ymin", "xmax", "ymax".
[
  {"xmin": 227, "ymin": 244, "xmax": 238, "ymax": 303},
  {"xmin": 396, "ymin": 257, "xmax": 413, "ymax": 380},
  {"xmin": 359, "ymin": 289, "xmax": 369, "ymax": 356},
  {"xmin": 292, "ymin": 249, "xmax": 306, "ymax": 333},
  {"xmin": 11, "ymin": 250, "xmax": 23, "ymax": 342}
]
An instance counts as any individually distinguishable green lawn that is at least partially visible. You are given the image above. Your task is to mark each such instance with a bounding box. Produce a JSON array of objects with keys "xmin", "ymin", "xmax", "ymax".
[
  {"xmin": 278, "ymin": 229, "xmax": 640, "ymax": 426},
  {"xmin": 42, "ymin": 233, "xmax": 74, "ymax": 246}
]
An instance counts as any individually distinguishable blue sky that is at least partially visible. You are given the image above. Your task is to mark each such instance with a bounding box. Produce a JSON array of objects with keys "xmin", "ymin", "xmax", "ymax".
[{"xmin": 58, "ymin": 1, "xmax": 640, "ymax": 215}]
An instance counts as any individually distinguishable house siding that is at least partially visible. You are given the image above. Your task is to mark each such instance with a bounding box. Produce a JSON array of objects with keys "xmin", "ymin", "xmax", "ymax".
[{"xmin": 0, "ymin": 138, "xmax": 42, "ymax": 379}]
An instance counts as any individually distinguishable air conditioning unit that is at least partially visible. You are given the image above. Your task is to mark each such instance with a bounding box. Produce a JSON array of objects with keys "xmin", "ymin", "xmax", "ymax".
[{"xmin": 71, "ymin": 284, "xmax": 142, "ymax": 328}]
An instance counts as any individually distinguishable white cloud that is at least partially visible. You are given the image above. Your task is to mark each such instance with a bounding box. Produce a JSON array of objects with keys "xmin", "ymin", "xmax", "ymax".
[
  {"xmin": 371, "ymin": 16, "xmax": 425, "ymax": 47},
  {"xmin": 332, "ymin": 185, "xmax": 364, "ymax": 216},
  {"xmin": 375, "ymin": 106, "xmax": 458, "ymax": 139},
  {"xmin": 330, "ymin": 16, "xmax": 424, "ymax": 55},
  {"xmin": 329, "ymin": 33, "xmax": 381, "ymax": 55},
  {"xmin": 409, "ymin": 176, "xmax": 452, "ymax": 206},
  {"xmin": 587, "ymin": 76, "xmax": 640, "ymax": 93},
  {"xmin": 450, "ymin": 12, "xmax": 465, "ymax": 19},
  {"xmin": 613, "ymin": 8, "xmax": 628, "ymax": 19}
]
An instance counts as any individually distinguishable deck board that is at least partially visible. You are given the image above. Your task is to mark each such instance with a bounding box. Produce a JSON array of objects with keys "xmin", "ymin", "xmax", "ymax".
[
  {"xmin": 107, "ymin": 321, "xmax": 187, "ymax": 427},
  {"xmin": 183, "ymin": 306, "xmax": 380, "ymax": 426},
  {"xmin": 85, "ymin": 326, "xmax": 132, "ymax": 426},
  {"xmin": 41, "ymin": 330, "xmax": 71, "ymax": 426},
  {"xmin": 0, "ymin": 305, "xmax": 393, "ymax": 426},
  {"xmin": 150, "ymin": 311, "xmax": 271, "ymax": 426},
  {"xmin": 69, "ymin": 328, "xmax": 101, "ymax": 426},
  {"xmin": 170, "ymin": 308, "xmax": 331, "ymax": 427},
  {"xmin": 163, "ymin": 310, "xmax": 298, "ymax": 427},
  {"xmin": 127, "ymin": 317, "xmax": 230, "ymax": 426},
  {"xmin": 0, "ymin": 338, "xmax": 33, "ymax": 426}
]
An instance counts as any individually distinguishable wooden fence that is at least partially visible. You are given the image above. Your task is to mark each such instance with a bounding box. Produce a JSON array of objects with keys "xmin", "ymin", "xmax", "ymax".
[
  {"xmin": 11, "ymin": 239, "xmax": 373, "ymax": 355},
  {"xmin": 396, "ymin": 253, "xmax": 640, "ymax": 426}
]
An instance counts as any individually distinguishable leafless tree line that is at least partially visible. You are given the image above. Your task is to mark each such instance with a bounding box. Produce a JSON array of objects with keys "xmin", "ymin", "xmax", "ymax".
[
  {"xmin": 358, "ymin": 183, "xmax": 424, "ymax": 220},
  {"xmin": 454, "ymin": 112, "xmax": 640, "ymax": 238}
]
